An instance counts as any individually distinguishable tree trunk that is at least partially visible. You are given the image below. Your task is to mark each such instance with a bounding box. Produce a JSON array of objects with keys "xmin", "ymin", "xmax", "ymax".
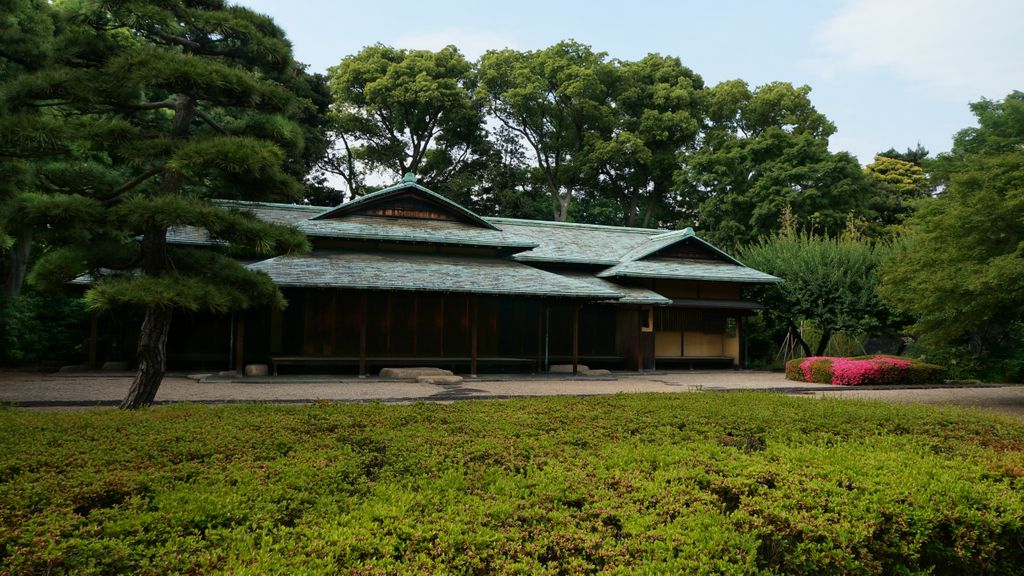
[
  {"xmin": 814, "ymin": 327, "xmax": 834, "ymax": 357},
  {"xmin": 555, "ymin": 191, "xmax": 571, "ymax": 222},
  {"xmin": 2, "ymin": 229, "xmax": 32, "ymax": 299},
  {"xmin": 120, "ymin": 305, "xmax": 172, "ymax": 409},
  {"xmin": 120, "ymin": 95, "xmax": 193, "ymax": 409},
  {"xmin": 787, "ymin": 319, "xmax": 812, "ymax": 357}
]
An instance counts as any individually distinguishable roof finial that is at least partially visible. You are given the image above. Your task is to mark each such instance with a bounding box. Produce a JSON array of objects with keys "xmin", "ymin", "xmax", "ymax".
[{"xmin": 402, "ymin": 172, "xmax": 417, "ymax": 183}]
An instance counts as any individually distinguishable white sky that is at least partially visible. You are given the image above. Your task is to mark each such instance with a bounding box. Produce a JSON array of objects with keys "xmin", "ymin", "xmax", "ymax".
[{"xmin": 237, "ymin": 0, "xmax": 1023, "ymax": 164}]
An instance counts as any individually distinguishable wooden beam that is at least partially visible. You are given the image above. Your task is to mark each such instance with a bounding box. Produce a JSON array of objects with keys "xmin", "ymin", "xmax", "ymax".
[
  {"xmin": 234, "ymin": 313, "xmax": 245, "ymax": 376},
  {"xmin": 359, "ymin": 292, "xmax": 367, "ymax": 377},
  {"xmin": 470, "ymin": 296, "xmax": 478, "ymax": 377},
  {"xmin": 572, "ymin": 303, "xmax": 580, "ymax": 376}
]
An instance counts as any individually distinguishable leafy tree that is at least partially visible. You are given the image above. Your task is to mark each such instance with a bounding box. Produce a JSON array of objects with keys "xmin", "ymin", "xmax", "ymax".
[
  {"xmin": 581, "ymin": 54, "xmax": 704, "ymax": 227},
  {"xmin": 740, "ymin": 221, "xmax": 891, "ymax": 357},
  {"xmin": 324, "ymin": 44, "xmax": 485, "ymax": 197},
  {"xmin": 879, "ymin": 92, "xmax": 1024, "ymax": 379},
  {"xmin": 477, "ymin": 41, "xmax": 615, "ymax": 221},
  {"xmin": 17, "ymin": 0, "xmax": 312, "ymax": 408},
  {"xmin": 678, "ymin": 81, "xmax": 870, "ymax": 249},
  {"xmin": 876, "ymin": 144, "xmax": 930, "ymax": 167},
  {"xmin": 863, "ymin": 154, "xmax": 930, "ymax": 230}
]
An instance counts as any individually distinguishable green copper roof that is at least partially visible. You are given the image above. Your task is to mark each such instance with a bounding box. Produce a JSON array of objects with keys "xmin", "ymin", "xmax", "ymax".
[
  {"xmin": 312, "ymin": 181, "xmax": 499, "ymax": 230},
  {"xmin": 248, "ymin": 252, "xmax": 624, "ymax": 299},
  {"xmin": 296, "ymin": 215, "xmax": 537, "ymax": 251},
  {"xmin": 597, "ymin": 258, "xmax": 782, "ymax": 284},
  {"xmin": 488, "ymin": 218, "xmax": 655, "ymax": 266},
  {"xmin": 556, "ymin": 273, "xmax": 673, "ymax": 305}
]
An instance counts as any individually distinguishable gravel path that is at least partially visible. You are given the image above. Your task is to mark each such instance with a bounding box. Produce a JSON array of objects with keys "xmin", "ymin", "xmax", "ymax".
[{"xmin": 2, "ymin": 370, "xmax": 1023, "ymax": 419}]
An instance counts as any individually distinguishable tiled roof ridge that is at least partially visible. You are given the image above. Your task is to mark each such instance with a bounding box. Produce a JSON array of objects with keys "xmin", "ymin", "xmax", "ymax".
[
  {"xmin": 214, "ymin": 199, "xmax": 328, "ymax": 213},
  {"xmin": 486, "ymin": 216, "xmax": 667, "ymax": 235}
]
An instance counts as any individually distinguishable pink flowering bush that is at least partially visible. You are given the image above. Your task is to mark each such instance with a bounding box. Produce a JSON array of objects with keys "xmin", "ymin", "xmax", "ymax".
[{"xmin": 785, "ymin": 355, "xmax": 947, "ymax": 386}]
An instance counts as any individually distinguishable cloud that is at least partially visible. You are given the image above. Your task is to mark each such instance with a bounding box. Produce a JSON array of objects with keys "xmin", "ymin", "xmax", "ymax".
[
  {"xmin": 814, "ymin": 0, "xmax": 1022, "ymax": 101},
  {"xmin": 391, "ymin": 27, "xmax": 520, "ymax": 61}
]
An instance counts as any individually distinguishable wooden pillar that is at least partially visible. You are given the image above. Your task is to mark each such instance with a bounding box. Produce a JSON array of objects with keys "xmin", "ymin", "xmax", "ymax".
[
  {"xmin": 234, "ymin": 313, "xmax": 245, "ymax": 376},
  {"xmin": 88, "ymin": 313, "xmax": 99, "ymax": 367},
  {"xmin": 738, "ymin": 315, "xmax": 746, "ymax": 370},
  {"xmin": 412, "ymin": 294, "xmax": 418, "ymax": 356},
  {"xmin": 572, "ymin": 303, "xmax": 580, "ymax": 376},
  {"xmin": 470, "ymin": 296, "xmax": 479, "ymax": 377},
  {"xmin": 438, "ymin": 295, "xmax": 445, "ymax": 357},
  {"xmin": 359, "ymin": 292, "xmax": 367, "ymax": 377},
  {"xmin": 535, "ymin": 300, "xmax": 544, "ymax": 373}
]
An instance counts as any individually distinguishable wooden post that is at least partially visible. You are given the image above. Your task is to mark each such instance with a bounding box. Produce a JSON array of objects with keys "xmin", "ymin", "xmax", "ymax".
[
  {"xmin": 359, "ymin": 292, "xmax": 367, "ymax": 377},
  {"xmin": 738, "ymin": 315, "xmax": 746, "ymax": 370},
  {"xmin": 412, "ymin": 294, "xmax": 418, "ymax": 356},
  {"xmin": 438, "ymin": 295, "xmax": 445, "ymax": 357},
  {"xmin": 535, "ymin": 301, "xmax": 544, "ymax": 373},
  {"xmin": 87, "ymin": 313, "xmax": 99, "ymax": 367},
  {"xmin": 470, "ymin": 296, "xmax": 478, "ymax": 377},
  {"xmin": 234, "ymin": 313, "xmax": 245, "ymax": 376},
  {"xmin": 572, "ymin": 303, "xmax": 580, "ymax": 376}
]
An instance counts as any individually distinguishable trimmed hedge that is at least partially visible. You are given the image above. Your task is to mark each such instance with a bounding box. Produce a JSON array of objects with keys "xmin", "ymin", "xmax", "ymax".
[
  {"xmin": 786, "ymin": 355, "xmax": 948, "ymax": 385},
  {"xmin": 2, "ymin": 394, "xmax": 1023, "ymax": 574}
]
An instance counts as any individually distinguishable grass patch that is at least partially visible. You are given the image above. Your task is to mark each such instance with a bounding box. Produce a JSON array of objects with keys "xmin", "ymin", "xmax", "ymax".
[{"xmin": 2, "ymin": 393, "xmax": 1024, "ymax": 574}]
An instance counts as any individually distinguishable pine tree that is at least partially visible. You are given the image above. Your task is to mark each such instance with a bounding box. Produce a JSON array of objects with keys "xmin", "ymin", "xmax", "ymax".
[{"xmin": 16, "ymin": 0, "xmax": 314, "ymax": 408}]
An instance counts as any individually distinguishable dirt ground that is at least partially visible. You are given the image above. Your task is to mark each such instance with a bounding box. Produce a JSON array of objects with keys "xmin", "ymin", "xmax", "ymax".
[{"xmin": 2, "ymin": 369, "xmax": 1023, "ymax": 419}]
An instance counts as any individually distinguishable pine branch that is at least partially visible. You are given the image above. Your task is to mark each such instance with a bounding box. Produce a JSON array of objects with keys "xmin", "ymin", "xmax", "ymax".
[
  {"xmin": 103, "ymin": 166, "xmax": 164, "ymax": 205},
  {"xmin": 195, "ymin": 108, "xmax": 227, "ymax": 134}
]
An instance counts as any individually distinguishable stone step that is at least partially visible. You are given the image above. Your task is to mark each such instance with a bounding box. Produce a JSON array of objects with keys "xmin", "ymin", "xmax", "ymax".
[{"xmin": 379, "ymin": 367, "xmax": 454, "ymax": 378}]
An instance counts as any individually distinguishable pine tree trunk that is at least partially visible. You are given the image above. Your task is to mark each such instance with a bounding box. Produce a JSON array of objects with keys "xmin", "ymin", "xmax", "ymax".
[
  {"xmin": 120, "ymin": 305, "xmax": 172, "ymax": 409},
  {"xmin": 2, "ymin": 229, "xmax": 32, "ymax": 299}
]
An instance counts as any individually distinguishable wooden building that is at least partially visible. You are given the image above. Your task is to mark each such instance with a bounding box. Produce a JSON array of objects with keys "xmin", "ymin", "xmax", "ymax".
[{"xmin": 150, "ymin": 175, "xmax": 780, "ymax": 375}]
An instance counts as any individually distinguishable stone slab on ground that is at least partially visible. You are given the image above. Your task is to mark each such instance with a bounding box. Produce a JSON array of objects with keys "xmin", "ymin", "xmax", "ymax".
[
  {"xmin": 549, "ymin": 364, "xmax": 589, "ymax": 374},
  {"xmin": 583, "ymin": 368, "xmax": 612, "ymax": 376},
  {"xmin": 379, "ymin": 367, "xmax": 453, "ymax": 378},
  {"xmin": 244, "ymin": 364, "xmax": 269, "ymax": 377},
  {"xmin": 416, "ymin": 375, "xmax": 464, "ymax": 385}
]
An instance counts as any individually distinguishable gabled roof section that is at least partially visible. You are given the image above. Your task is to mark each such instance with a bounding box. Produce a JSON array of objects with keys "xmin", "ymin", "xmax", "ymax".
[
  {"xmin": 619, "ymin": 227, "xmax": 743, "ymax": 266},
  {"xmin": 311, "ymin": 174, "xmax": 499, "ymax": 231}
]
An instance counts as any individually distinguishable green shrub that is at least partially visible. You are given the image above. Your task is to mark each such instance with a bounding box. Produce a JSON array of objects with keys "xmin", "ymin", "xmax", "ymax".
[
  {"xmin": 0, "ymin": 290, "xmax": 89, "ymax": 364},
  {"xmin": 1, "ymin": 395, "xmax": 1023, "ymax": 574},
  {"xmin": 785, "ymin": 355, "xmax": 948, "ymax": 385}
]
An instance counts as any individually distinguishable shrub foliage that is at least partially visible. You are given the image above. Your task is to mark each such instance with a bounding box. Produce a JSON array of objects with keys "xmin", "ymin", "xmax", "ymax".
[
  {"xmin": 1, "ymin": 394, "xmax": 1022, "ymax": 574},
  {"xmin": 785, "ymin": 355, "xmax": 948, "ymax": 385}
]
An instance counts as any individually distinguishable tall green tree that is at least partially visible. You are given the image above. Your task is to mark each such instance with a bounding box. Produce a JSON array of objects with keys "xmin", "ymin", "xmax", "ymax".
[
  {"xmin": 17, "ymin": 0, "xmax": 311, "ymax": 408},
  {"xmin": 863, "ymin": 154, "xmax": 930, "ymax": 231},
  {"xmin": 324, "ymin": 44, "xmax": 485, "ymax": 197},
  {"xmin": 879, "ymin": 91, "xmax": 1024, "ymax": 378},
  {"xmin": 580, "ymin": 54, "xmax": 704, "ymax": 227},
  {"xmin": 678, "ymin": 81, "xmax": 869, "ymax": 248},
  {"xmin": 740, "ymin": 223, "xmax": 891, "ymax": 357},
  {"xmin": 0, "ymin": 0, "xmax": 60, "ymax": 298},
  {"xmin": 477, "ymin": 41, "xmax": 615, "ymax": 221}
]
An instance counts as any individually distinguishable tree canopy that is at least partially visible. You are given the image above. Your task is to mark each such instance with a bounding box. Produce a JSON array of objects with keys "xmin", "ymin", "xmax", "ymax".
[
  {"xmin": 740, "ymin": 220, "xmax": 891, "ymax": 357},
  {"xmin": 324, "ymin": 44, "xmax": 485, "ymax": 198},
  {"xmin": 8, "ymin": 0, "xmax": 316, "ymax": 407},
  {"xmin": 878, "ymin": 91, "xmax": 1024, "ymax": 379},
  {"xmin": 677, "ymin": 81, "xmax": 871, "ymax": 248}
]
